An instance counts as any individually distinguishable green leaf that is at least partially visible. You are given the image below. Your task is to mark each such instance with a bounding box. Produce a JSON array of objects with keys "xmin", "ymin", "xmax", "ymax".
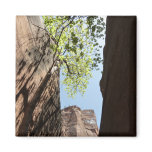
[{"xmin": 42, "ymin": 15, "xmax": 105, "ymax": 98}]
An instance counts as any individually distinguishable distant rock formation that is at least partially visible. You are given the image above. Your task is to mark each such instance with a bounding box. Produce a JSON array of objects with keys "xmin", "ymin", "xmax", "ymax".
[
  {"xmin": 99, "ymin": 16, "xmax": 136, "ymax": 136},
  {"xmin": 16, "ymin": 16, "xmax": 61, "ymax": 136},
  {"xmin": 61, "ymin": 106, "xmax": 99, "ymax": 136}
]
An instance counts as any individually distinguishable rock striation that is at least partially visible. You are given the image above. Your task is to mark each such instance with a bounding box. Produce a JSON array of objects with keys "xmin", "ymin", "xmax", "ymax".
[
  {"xmin": 61, "ymin": 106, "xmax": 99, "ymax": 136},
  {"xmin": 16, "ymin": 16, "xmax": 61, "ymax": 136},
  {"xmin": 99, "ymin": 16, "xmax": 136, "ymax": 136}
]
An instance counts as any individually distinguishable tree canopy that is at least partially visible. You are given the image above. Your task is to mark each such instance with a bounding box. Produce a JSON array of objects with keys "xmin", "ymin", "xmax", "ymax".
[{"xmin": 42, "ymin": 16, "xmax": 105, "ymax": 97}]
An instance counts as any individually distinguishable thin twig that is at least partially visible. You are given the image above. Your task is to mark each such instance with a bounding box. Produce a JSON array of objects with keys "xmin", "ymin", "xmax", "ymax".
[{"xmin": 31, "ymin": 22, "xmax": 57, "ymax": 44}]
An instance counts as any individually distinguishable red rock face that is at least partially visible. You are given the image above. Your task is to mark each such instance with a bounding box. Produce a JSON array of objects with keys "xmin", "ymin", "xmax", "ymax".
[
  {"xmin": 99, "ymin": 16, "xmax": 136, "ymax": 136},
  {"xmin": 16, "ymin": 16, "xmax": 61, "ymax": 136},
  {"xmin": 61, "ymin": 106, "xmax": 99, "ymax": 136}
]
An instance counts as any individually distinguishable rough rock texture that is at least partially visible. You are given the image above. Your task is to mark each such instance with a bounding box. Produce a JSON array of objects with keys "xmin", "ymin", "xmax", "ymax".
[
  {"xmin": 99, "ymin": 16, "xmax": 136, "ymax": 136},
  {"xmin": 61, "ymin": 106, "xmax": 99, "ymax": 136},
  {"xmin": 16, "ymin": 16, "xmax": 61, "ymax": 136}
]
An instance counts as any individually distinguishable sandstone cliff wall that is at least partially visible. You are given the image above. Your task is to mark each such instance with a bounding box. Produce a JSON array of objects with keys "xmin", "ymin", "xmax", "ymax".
[
  {"xmin": 16, "ymin": 16, "xmax": 61, "ymax": 136},
  {"xmin": 61, "ymin": 106, "xmax": 98, "ymax": 136},
  {"xmin": 99, "ymin": 16, "xmax": 136, "ymax": 136}
]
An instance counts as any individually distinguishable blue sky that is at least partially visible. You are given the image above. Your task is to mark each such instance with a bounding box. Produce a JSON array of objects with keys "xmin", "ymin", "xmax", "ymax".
[{"xmin": 60, "ymin": 16, "xmax": 106, "ymax": 128}]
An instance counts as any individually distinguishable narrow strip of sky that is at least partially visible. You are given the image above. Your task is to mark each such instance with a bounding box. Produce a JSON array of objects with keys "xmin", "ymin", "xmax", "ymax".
[{"xmin": 60, "ymin": 16, "xmax": 107, "ymax": 128}]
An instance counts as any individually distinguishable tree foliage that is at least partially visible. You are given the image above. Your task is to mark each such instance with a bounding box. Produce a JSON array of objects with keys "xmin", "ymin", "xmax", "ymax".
[{"xmin": 42, "ymin": 16, "xmax": 105, "ymax": 97}]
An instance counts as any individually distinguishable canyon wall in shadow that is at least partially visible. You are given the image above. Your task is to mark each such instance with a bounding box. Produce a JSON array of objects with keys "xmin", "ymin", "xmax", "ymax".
[
  {"xmin": 99, "ymin": 16, "xmax": 136, "ymax": 136},
  {"xmin": 16, "ymin": 16, "xmax": 61, "ymax": 136}
]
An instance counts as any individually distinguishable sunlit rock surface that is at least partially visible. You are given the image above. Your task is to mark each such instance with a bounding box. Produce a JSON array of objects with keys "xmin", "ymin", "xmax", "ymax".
[
  {"xmin": 61, "ymin": 106, "xmax": 99, "ymax": 136},
  {"xmin": 16, "ymin": 16, "xmax": 61, "ymax": 136}
]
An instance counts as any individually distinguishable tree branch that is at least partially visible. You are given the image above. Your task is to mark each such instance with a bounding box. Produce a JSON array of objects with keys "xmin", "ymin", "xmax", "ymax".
[
  {"xmin": 55, "ymin": 16, "xmax": 71, "ymax": 37},
  {"xmin": 31, "ymin": 22, "xmax": 57, "ymax": 44},
  {"xmin": 63, "ymin": 59, "xmax": 76, "ymax": 75},
  {"xmin": 53, "ymin": 16, "xmax": 75, "ymax": 61}
]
